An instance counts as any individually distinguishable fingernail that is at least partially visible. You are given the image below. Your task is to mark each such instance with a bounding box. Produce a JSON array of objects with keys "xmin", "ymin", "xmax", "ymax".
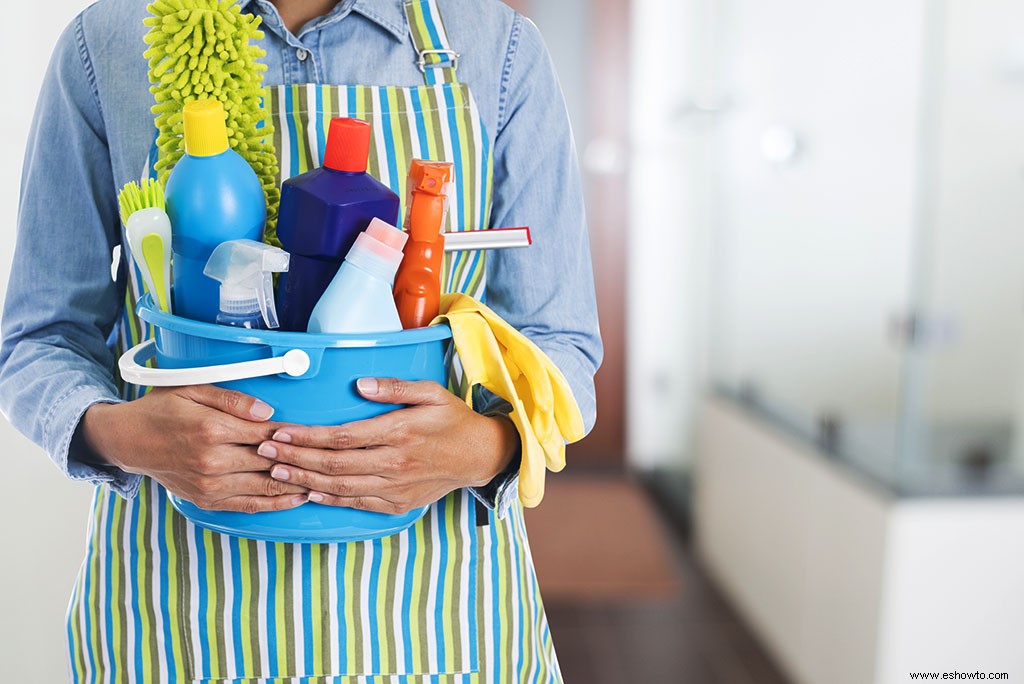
[
  {"xmin": 272, "ymin": 431, "xmax": 293, "ymax": 444},
  {"xmin": 357, "ymin": 377, "xmax": 379, "ymax": 396},
  {"xmin": 250, "ymin": 400, "xmax": 275, "ymax": 421},
  {"xmin": 271, "ymin": 466, "xmax": 290, "ymax": 481},
  {"xmin": 291, "ymin": 495, "xmax": 307, "ymax": 507},
  {"xmin": 257, "ymin": 443, "xmax": 278, "ymax": 459},
  {"xmin": 308, "ymin": 492, "xmax": 325, "ymax": 504}
]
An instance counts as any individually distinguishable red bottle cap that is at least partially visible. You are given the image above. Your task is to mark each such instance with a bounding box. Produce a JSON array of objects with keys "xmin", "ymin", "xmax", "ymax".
[{"xmin": 323, "ymin": 118, "xmax": 371, "ymax": 173}]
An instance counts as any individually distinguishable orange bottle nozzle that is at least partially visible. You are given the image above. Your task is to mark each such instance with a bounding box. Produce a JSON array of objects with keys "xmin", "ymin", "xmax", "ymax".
[{"xmin": 394, "ymin": 160, "xmax": 455, "ymax": 329}]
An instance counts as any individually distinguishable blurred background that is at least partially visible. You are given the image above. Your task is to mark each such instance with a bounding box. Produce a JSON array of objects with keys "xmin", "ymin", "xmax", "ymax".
[{"xmin": 3, "ymin": 1, "xmax": 1024, "ymax": 682}]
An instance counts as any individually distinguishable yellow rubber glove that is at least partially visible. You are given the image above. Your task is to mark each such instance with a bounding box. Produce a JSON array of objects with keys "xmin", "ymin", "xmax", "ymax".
[{"xmin": 432, "ymin": 294, "xmax": 586, "ymax": 507}]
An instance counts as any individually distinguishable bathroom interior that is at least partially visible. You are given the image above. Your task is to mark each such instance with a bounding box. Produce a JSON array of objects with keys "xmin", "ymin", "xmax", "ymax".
[{"xmin": 2, "ymin": 0, "xmax": 1024, "ymax": 682}]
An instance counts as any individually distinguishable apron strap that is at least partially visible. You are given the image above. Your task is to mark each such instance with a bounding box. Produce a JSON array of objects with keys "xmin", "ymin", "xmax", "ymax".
[{"xmin": 404, "ymin": 0, "xmax": 459, "ymax": 85}]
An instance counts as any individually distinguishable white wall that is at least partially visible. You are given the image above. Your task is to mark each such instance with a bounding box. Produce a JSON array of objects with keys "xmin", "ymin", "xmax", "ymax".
[
  {"xmin": 628, "ymin": 0, "xmax": 1024, "ymax": 471},
  {"xmin": 0, "ymin": 3, "xmax": 98, "ymax": 681},
  {"xmin": 921, "ymin": 1, "xmax": 1024, "ymax": 424}
]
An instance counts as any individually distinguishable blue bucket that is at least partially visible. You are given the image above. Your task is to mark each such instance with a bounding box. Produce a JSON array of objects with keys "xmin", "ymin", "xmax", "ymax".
[{"xmin": 119, "ymin": 295, "xmax": 452, "ymax": 544}]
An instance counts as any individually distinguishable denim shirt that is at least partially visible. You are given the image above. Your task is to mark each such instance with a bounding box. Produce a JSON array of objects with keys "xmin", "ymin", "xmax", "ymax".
[{"xmin": 0, "ymin": 0, "xmax": 602, "ymax": 505}]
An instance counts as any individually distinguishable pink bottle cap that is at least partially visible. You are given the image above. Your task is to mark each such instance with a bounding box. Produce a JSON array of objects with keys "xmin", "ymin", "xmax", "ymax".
[{"xmin": 366, "ymin": 217, "xmax": 409, "ymax": 252}]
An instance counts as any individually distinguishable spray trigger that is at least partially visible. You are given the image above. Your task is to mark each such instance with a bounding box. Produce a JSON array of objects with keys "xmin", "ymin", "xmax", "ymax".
[{"xmin": 204, "ymin": 239, "xmax": 290, "ymax": 329}]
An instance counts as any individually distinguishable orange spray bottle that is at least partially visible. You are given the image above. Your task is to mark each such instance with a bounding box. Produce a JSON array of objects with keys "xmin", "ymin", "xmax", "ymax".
[{"xmin": 393, "ymin": 160, "xmax": 454, "ymax": 329}]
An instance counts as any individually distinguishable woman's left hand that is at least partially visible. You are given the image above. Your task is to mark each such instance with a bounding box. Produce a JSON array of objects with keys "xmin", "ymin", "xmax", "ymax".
[{"xmin": 256, "ymin": 378, "xmax": 519, "ymax": 514}]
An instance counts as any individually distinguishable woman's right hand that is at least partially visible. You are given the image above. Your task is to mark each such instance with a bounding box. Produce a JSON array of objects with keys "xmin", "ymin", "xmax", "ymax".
[{"xmin": 80, "ymin": 385, "xmax": 309, "ymax": 513}]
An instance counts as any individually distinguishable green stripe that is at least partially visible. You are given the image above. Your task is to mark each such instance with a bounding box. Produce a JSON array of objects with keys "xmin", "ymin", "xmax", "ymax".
[
  {"xmin": 349, "ymin": 542, "xmax": 366, "ymax": 673},
  {"xmin": 245, "ymin": 539, "xmax": 263, "ymax": 674},
  {"xmin": 473, "ymin": 523, "xmax": 486, "ymax": 683},
  {"xmin": 497, "ymin": 512, "xmax": 513, "ymax": 678},
  {"xmin": 115, "ymin": 496, "xmax": 132, "ymax": 674},
  {"xmin": 316, "ymin": 544, "xmax": 332, "ymax": 674},
  {"xmin": 170, "ymin": 505, "xmax": 190, "ymax": 677},
  {"xmin": 293, "ymin": 86, "xmax": 315, "ymax": 173},
  {"xmin": 413, "ymin": 507, "xmax": 434, "ymax": 671},
  {"xmin": 69, "ymin": 572, "xmax": 85, "ymax": 677},
  {"xmin": 447, "ymin": 85, "xmax": 476, "ymax": 292},
  {"xmin": 87, "ymin": 490, "xmax": 104, "ymax": 678},
  {"xmin": 387, "ymin": 87, "xmax": 413, "ymax": 222},
  {"xmin": 445, "ymin": 493, "xmax": 464, "ymax": 672},
  {"xmin": 361, "ymin": 88, "xmax": 380, "ymax": 181},
  {"xmin": 377, "ymin": 539, "xmax": 395, "ymax": 672},
  {"xmin": 138, "ymin": 481, "xmax": 160, "ymax": 683},
  {"xmin": 270, "ymin": 87, "xmax": 284, "ymax": 182},
  {"xmin": 208, "ymin": 531, "xmax": 228, "ymax": 676},
  {"xmin": 418, "ymin": 86, "xmax": 453, "ymax": 293},
  {"xmin": 515, "ymin": 510, "xmax": 535, "ymax": 682}
]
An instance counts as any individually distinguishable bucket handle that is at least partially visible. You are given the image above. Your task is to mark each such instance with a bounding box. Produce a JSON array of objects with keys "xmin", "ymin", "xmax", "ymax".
[{"xmin": 118, "ymin": 339, "xmax": 311, "ymax": 387}]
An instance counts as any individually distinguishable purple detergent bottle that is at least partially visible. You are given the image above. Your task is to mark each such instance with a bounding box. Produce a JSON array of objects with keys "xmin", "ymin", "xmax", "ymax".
[{"xmin": 275, "ymin": 118, "xmax": 400, "ymax": 331}]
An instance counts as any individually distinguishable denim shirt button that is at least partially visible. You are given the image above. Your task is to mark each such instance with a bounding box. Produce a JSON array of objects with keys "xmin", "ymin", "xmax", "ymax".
[{"xmin": 296, "ymin": 48, "xmax": 309, "ymax": 62}]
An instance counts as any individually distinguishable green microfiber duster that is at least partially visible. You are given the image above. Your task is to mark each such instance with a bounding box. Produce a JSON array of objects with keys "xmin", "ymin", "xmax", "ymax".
[{"xmin": 143, "ymin": 0, "xmax": 281, "ymax": 245}]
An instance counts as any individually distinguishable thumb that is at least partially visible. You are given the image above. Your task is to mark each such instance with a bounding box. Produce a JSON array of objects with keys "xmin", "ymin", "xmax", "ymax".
[
  {"xmin": 180, "ymin": 385, "xmax": 276, "ymax": 422},
  {"xmin": 356, "ymin": 378, "xmax": 450, "ymax": 406}
]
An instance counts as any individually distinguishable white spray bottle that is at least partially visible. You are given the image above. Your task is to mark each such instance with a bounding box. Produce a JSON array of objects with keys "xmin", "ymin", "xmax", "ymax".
[{"xmin": 203, "ymin": 239, "xmax": 290, "ymax": 329}]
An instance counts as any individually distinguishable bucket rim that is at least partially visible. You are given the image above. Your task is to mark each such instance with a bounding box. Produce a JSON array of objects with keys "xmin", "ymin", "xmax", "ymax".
[{"xmin": 137, "ymin": 295, "xmax": 452, "ymax": 348}]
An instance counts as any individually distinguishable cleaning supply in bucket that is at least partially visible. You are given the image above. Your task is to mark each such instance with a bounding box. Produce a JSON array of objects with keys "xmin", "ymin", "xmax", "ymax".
[
  {"xmin": 443, "ymin": 226, "xmax": 532, "ymax": 252},
  {"xmin": 203, "ymin": 239, "xmax": 290, "ymax": 330},
  {"xmin": 276, "ymin": 118, "xmax": 401, "ymax": 332},
  {"xmin": 119, "ymin": 178, "xmax": 172, "ymax": 313},
  {"xmin": 165, "ymin": 99, "xmax": 268, "ymax": 323},
  {"xmin": 394, "ymin": 160, "xmax": 453, "ymax": 329},
  {"xmin": 144, "ymin": 0, "xmax": 280, "ymax": 240},
  {"xmin": 308, "ymin": 218, "xmax": 409, "ymax": 334}
]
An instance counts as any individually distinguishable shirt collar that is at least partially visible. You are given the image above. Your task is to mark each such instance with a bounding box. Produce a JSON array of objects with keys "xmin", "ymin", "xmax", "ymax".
[{"xmin": 237, "ymin": 0, "xmax": 407, "ymax": 42}]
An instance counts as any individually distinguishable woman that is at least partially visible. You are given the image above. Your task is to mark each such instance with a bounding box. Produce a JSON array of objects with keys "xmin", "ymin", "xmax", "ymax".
[{"xmin": 0, "ymin": 0, "xmax": 601, "ymax": 681}]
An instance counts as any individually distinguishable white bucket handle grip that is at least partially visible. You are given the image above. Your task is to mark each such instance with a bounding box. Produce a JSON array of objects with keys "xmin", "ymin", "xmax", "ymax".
[{"xmin": 119, "ymin": 339, "xmax": 311, "ymax": 387}]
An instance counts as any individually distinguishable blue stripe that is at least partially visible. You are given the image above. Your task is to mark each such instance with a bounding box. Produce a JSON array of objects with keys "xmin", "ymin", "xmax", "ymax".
[
  {"xmin": 489, "ymin": 513, "xmax": 502, "ymax": 683},
  {"xmin": 466, "ymin": 495, "xmax": 479, "ymax": 671},
  {"xmin": 229, "ymin": 537, "xmax": 246, "ymax": 675},
  {"xmin": 368, "ymin": 537, "xmax": 383, "ymax": 674},
  {"xmin": 128, "ymin": 497, "xmax": 144, "ymax": 679},
  {"xmin": 155, "ymin": 487, "xmax": 177, "ymax": 679},
  {"xmin": 315, "ymin": 86, "xmax": 327, "ymax": 165},
  {"xmin": 411, "ymin": 89, "xmax": 431, "ymax": 161},
  {"xmin": 81, "ymin": 492, "xmax": 101, "ymax": 681},
  {"xmin": 301, "ymin": 544, "xmax": 315, "ymax": 674},
  {"xmin": 433, "ymin": 496, "xmax": 448, "ymax": 670},
  {"xmin": 103, "ymin": 497, "xmax": 118, "ymax": 681},
  {"xmin": 194, "ymin": 530, "xmax": 212, "ymax": 676},
  {"xmin": 441, "ymin": 84, "xmax": 473, "ymax": 294},
  {"xmin": 510, "ymin": 512, "xmax": 526, "ymax": 682},
  {"xmin": 379, "ymin": 86, "xmax": 403, "ymax": 194},
  {"xmin": 266, "ymin": 545, "xmax": 279, "ymax": 673},
  {"xmin": 418, "ymin": 1, "xmax": 448, "ymax": 86},
  {"xmin": 286, "ymin": 87, "xmax": 301, "ymax": 177},
  {"xmin": 336, "ymin": 545, "xmax": 347, "ymax": 673},
  {"xmin": 402, "ymin": 518, "xmax": 417, "ymax": 673},
  {"xmin": 67, "ymin": 577, "xmax": 79, "ymax": 681}
]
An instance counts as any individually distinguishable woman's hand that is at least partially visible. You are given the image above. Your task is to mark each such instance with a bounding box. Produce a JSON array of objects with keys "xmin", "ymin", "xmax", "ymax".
[
  {"xmin": 81, "ymin": 385, "xmax": 309, "ymax": 513},
  {"xmin": 256, "ymin": 378, "xmax": 520, "ymax": 514}
]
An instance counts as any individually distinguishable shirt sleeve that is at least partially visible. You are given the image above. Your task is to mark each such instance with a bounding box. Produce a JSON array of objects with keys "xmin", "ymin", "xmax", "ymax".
[
  {"xmin": 483, "ymin": 14, "xmax": 603, "ymax": 435},
  {"xmin": 470, "ymin": 14, "xmax": 603, "ymax": 514},
  {"xmin": 0, "ymin": 15, "xmax": 138, "ymax": 497}
]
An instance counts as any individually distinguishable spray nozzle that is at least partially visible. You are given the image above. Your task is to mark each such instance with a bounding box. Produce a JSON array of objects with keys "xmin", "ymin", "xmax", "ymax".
[{"xmin": 204, "ymin": 239, "xmax": 290, "ymax": 329}]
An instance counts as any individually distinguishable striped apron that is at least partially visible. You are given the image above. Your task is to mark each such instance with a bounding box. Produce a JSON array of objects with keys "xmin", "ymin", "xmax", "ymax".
[{"xmin": 68, "ymin": 2, "xmax": 561, "ymax": 682}]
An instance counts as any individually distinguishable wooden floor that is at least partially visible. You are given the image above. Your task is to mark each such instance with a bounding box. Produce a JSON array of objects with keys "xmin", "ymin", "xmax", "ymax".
[{"xmin": 525, "ymin": 474, "xmax": 791, "ymax": 684}]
